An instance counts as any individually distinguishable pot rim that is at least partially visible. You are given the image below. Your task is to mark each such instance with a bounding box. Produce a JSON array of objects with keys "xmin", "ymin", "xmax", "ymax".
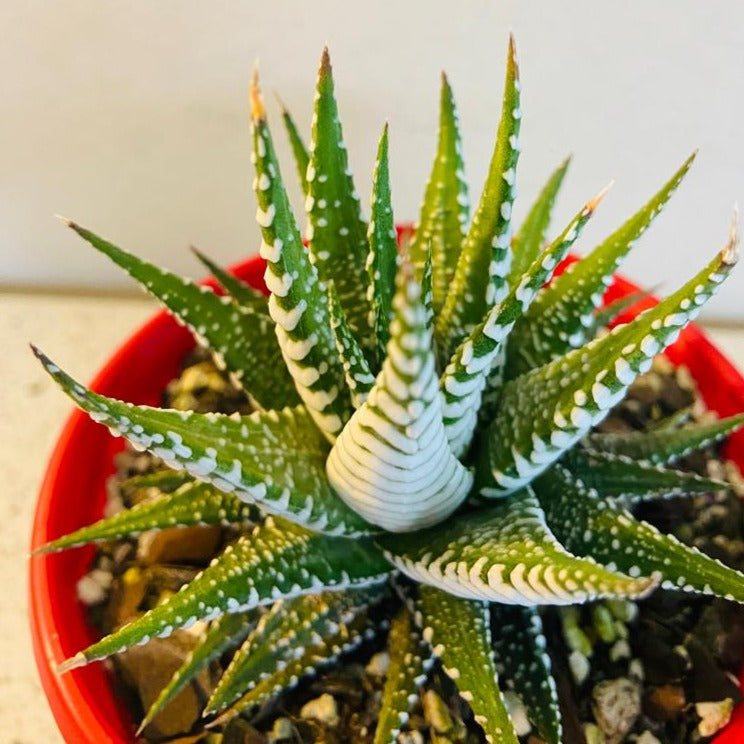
[{"xmin": 28, "ymin": 253, "xmax": 744, "ymax": 743}]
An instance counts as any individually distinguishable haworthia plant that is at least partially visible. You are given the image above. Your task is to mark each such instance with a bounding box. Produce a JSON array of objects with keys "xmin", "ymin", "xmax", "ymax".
[{"xmin": 35, "ymin": 39, "xmax": 744, "ymax": 742}]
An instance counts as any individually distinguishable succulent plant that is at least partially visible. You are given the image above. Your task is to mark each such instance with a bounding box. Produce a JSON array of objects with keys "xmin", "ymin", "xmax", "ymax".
[{"xmin": 33, "ymin": 37, "xmax": 744, "ymax": 743}]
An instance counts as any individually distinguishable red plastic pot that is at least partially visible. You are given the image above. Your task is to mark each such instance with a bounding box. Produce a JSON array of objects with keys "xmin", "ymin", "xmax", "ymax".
[{"xmin": 30, "ymin": 253, "xmax": 744, "ymax": 743}]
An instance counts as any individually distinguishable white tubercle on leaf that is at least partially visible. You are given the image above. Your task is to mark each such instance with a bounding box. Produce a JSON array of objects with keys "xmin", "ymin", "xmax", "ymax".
[{"xmin": 326, "ymin": 260, "xmax": 473, "ymax": 532}]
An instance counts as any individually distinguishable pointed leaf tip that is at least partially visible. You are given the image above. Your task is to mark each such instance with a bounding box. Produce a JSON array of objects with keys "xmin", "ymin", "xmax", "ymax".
[
  {"xmin": 724, "ymin": 205, "xmax": 740, "ymax": 265},
  {"xmin": 249, "ymin": 66, "xmax": 266, "ymax": 121},
  {"xmin": 54, "ymin": 213, "xmax": 73, "ymax": 227},
  {"xmin": 320, "ymin": 45, "xmax": 332, "ymax": 72},
  {"xmin": 58, "ymin": 652, "xmax": 86, "ymax": 674},
  {"xmin": 586, "ymin": 180, "xmax": 614, "ymax": 213}
]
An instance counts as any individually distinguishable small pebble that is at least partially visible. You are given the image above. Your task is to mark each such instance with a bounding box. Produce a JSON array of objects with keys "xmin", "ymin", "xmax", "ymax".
[
  {"xmin": 299, "ymin": 693, "xmax": 339, "ymax": 727},
  {"xmin": 365, "ymin": 650, "xmax": 390, "ymax": 677},
  {"xmin": 695, "ymin": 698, "xmax": 734, "ymax": 737}
]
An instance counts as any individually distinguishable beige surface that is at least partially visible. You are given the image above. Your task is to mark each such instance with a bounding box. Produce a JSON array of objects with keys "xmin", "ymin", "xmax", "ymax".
[{"xmin": 2, "ymin": 289, "xmax": 744, "ymax": 743}]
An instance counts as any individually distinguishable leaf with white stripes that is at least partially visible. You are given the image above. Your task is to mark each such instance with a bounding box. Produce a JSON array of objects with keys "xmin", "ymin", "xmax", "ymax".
[
  {"xmin": 440, "ymin": 188, "xmax": 605, "ymax": 456},
  {"xmin": 59, "ymin": 518, "xmax": 389, "ymax": 671},
  {"xmin": 479, "ymin": 217, "xmax": 738, "ymax": 496},
  {"xmin": 305, "ymin": 48, "xmax": 372, "ymax": 347},
  {"xmin": 374, "ymin": 608, "xmax": 433, "ymax": 744},
  {"xmin": 505, "ymin": 153, "xmax": 696, "ymax": 378},
  {"xmin": 139, "ymin": 610, "xmax": 256, "ymax": 734},
  {"xmin": 564, "ymin": 448, "xmax": 727, "ymax": 503},
  {"xmin": 491, "ymin": 605, "xmax": 561, "ymax": 744},
  {"xmin": 60, "ymin": 219, "xmax": 297, "ymax": 410},
  {"xmin": 378, "ymin": 489, "xmax": 656, "ymax": 604},
  {"xmin": 34, "ymin": 347, "xmax": 377, "ymax": 536},
  {"xmin": 209, "ymin": 602, "xmax": 378, "ymax": 724},
  {"xmin": 585, "ymin": 413, "xmax": 744, "ymax": 465},
  {"xmin": 366, "ymin": 124, "xmax": 399, "ymax": 365},
  {"xmin": 36, "ymin": 481, "xmax": 256, "ymax": 553},
  {"xmin": 416, "ymin": 586, "xmax": 518, "ymax": 744},
  {"xmin": 326, "ymin": 260, "xmax": 472, "ymax": 533},
  {"xmin": 435, "ymin": 36, "xmax": 521, "ymax": 360},
  {"xmin": 537, "ymin": 465, "xmax": 744, "ymax": 602},
  {"xmin": 250, "ymin": 72, "xmax": 352, "ymax": 441},
  {"xmin": 207, "ymin": 588, "xmax": 379, "ymax": 714},
  {"xmin": 328, "ymin": 285, "xmax": 375, "ymax": 408},
  {"xmin": 507, "ymin": 157, "xmax": 570, "ymax": 287},
  {"xmin": 408, "ymin": 72, "xmax": 469, "ymax": 313}
]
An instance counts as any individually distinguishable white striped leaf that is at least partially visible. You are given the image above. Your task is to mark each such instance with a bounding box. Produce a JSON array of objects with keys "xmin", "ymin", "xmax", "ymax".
[
  {"xmin": 479, "ymin": 220, "xmax": 738, "ymax": 496},
  {"xmin": 505, "ymin": 153, "xmax": 697, "ymax": 378},
  {"xmin": 60, "ymin": 220, "xmax": 297, "ymax": 410},
  {"xmin": 305, "ymin": 49, "xmax": 372, "ymax": 348},
  {"xmin": 379, "ymin": 489, "xmax": 656, "ymax": 604},
  {"xmin": 326, "ymin": 260, "xmax": 472, "ymax": 532},
  {"xmin": 34, "ymin": 347, "xmax": 377, "ymax": 536},
  {"xmin": 416, "ymin": 586, "xmax": 519, "ymax": 744},
  {"xmin": 440, "ymin": 188, "xmax": 604, "ymax": 456},
  {"xmin": 435, "ymin": 36, "xmax": 521, "ymax": 361},
  {"xmin": 408, "ymin": 72, "xmax": 469, "ymax": 313},
  {"xmin": 584, "ymin": 413, "xmax": 744, "ymax": 465},
  {"xmin": 139, "ymin": 610, "xmax": 256, "ymax": 733},
  {"xmin": 374, "ymin": 608, "xmax": 433, "ymax": 744},
  {"xmin": 491, "ymin": 605, "xmax": 561, "ymax": 744},
  {"xmin": 59, "ymin": 517, "xmax": 389, "ymax": 670},
  {"xmin": 250, "ymin": 74, "xmax": 353, "ymax": 442},
  {"xmin": 37, "ymin": 481, "xmax": 256, "ymax": 553},
  {"xmin": 537, "ymin": 465, "xmax": 744, "ymax": 602}
]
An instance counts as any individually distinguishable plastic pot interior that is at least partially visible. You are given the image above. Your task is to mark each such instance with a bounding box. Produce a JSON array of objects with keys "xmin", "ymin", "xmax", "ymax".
[{"xmin": 29, "ymin": 254, "xmax": 744, "ymax": 743}]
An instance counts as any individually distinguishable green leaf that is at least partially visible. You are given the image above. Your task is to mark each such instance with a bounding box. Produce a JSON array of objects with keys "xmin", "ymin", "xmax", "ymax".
[
  {"xmin": 191, "ymin": 247, "xmax": 269, "ymax": 314},
  {"xmin": 278, "ymin": 97, "xmax": 311, "ymax": 196},
  {"xmin": 366, "ymin": 123, "xmax": 399, "ymax": 365},
  {"xmin": 374, "ymin": 608, "xmax": 433, "ymax": 744},
  {"xmin": 120, "ymin": 469, "xmax": 194, "ymax": 493},
  {"xmin": 59, "ymin": 518, "xmax": 389, "ymax": 670},
  {"xmin": 440, "ymin": 188, "xmax": 604, "ymax": 456},
  {"xmin": 408, "ymin": 72, "xmax": 469, "ymax": 313},
  {"xmin": 36, "ymin": 481, "xmax": 255, "ymax": 553},
  {"xmin": 138, "ymin": 610, "xmax": 256, "ymax": 734},
  {"xmin": 326, "ymin": 260, "xmax": 472, "ymax": 533},
  {"xmin": 507, "ymin": 157, "xmax": 570, "ymax": 287},
  {"xmin": 478, "ymin": 218, "xmax": 738, "ymax": 495},
  {"xmin": 436, "ymin": 36, "xmax": 521, "ymax": 360},
  {"xmin": 34, "ymin": 348, "xmax": 377, "ymax": 536},
  {"xmin": 591, "ymin": 287, "xmax": 654, "ymax": 333},
  {"xmin": 505, "ymin": 152, "xmax": 697, "ymax": 378},
  {"xmin": 250, "ymin": 73, "xmax": 352, "ymax": 442},
  {"xmin": 210, "ymin": 597, "xmax": 379, "ymax": 723},
  {"xmin": 327, "ymin": 284, "xmax": 375, "ymax": 408},
  {"xmin": 491, "ymin": 606, "xmax": 561, "ymax": 744},
  {"xmin": 537, "ymin": 465, "xmax": 744, "ymax": 602},
  {"xmin": 305, "ymin": 48, "xmax": 372, "ymax": 347},
  {"xmin": 585, "ymin": 413, "xmax": 744, "ymax": 465},
  {"xmin": 207, "ymin": 588, "xmax": 379, "ymax": 714},
  {"xmin": 416, "ymin": 586, "xmax": 519, "ymax": 744},
  {"xmin": 60, "ymin": 219, "xmax": 298, "ymax": 410},
  {"xmin": 379, "ymin": 489, "xmax": 656, "ymax": 603},
  {"xmin": 564, "ymin": 448, "xmax": 727, "ymax": 503}
]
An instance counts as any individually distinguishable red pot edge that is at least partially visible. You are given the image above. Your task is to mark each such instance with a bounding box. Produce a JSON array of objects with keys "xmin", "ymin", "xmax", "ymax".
[{"xmin": 28, "ymin": 252, "xmax": 744, "ymax": 743}]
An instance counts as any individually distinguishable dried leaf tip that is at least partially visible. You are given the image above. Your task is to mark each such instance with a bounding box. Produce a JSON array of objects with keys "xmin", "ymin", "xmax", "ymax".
[
  {"xmin": 58, "ymin": 652, "xmax": 87, "ymax": 674},
  {"xmin": 723, "ymin": 204, "xmax": 740, "ymax": 265},
  {"xmin": 249, "ymin": 64, "xmax": 266, "ymax": 121},
  {"xmin": 508, "ymin": 32, "xmax": 519, "ymax": 70},
  {"xmin": 585, "ymin": 181, "xmax": 614, "ymax": 214},
  {"xmin": 320, "ymin": 45, "xmax": 332, "ymax": 74},
  {"xmin": 54, "ymin": 213, "xmax": 74, "ymax": 227}
]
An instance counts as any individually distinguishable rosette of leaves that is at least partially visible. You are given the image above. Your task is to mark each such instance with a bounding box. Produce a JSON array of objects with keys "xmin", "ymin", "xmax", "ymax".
[{"xmin": 33, "ymin": 38, "xmax": 744, "ymax": 743}]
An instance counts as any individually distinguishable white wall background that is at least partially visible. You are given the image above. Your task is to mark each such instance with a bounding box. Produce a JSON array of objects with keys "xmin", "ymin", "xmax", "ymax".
[{"xmin": 2, "ymin": 1, "xmax": 743, "ymax": 320}]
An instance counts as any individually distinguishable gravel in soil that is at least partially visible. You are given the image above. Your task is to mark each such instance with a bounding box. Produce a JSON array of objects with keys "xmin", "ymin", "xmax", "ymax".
[{"xmin": 76, "ymin": 350, "xmax": 744, "ymax": 743}]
